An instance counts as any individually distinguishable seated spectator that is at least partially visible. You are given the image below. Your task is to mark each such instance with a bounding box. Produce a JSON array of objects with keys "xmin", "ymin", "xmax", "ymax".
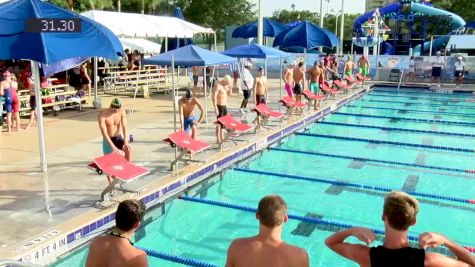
[
  {"xmin": 225, "ymin": 194, "xmax": 309, "ymax": 267},
  {"xmin": 86, "ymin": 199, "xmax": 148, "ymax": 267},
  {"xmin": 325, "ymin": 191, "xmax": 474, "ymax": 267}
]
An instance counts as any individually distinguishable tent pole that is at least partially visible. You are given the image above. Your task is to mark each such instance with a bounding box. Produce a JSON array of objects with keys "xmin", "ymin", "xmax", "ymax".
[
  {"xmin": 32, "ymin": 61, "xmax": 47, "ymax": 173},
  {"xmin": 214, "ymin": 33, "xmax": 217, "ymax": 52},
  {"xmin": 94, "ymin": 57, "xmax": 98, "ymax": 102},
  {"xmin": 165, "ymin": 36, "xmax": 168, "ymax": 52},
  {"xmin": 172, "ymin": 55, "xmax": 177, "ymax": 159},
  {"xmin": 203, "ymin": 66, "xmax": 208, "ymax": 123},
  {"xmin": 279, "ymin": 57, "xmax": 282, "ymax": 113}
]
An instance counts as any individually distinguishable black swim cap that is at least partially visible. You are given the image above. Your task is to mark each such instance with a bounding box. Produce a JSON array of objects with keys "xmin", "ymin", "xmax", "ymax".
[{"xmin": 185, "ymin": 89, "xmax": 193, "ymax": 99}]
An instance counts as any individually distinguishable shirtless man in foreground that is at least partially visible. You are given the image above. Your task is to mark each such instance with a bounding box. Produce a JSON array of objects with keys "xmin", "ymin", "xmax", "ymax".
[
  {"xmin": 86, "ymin": 199, "xmax": 148, "ymax": 267},
  {"xmin": 283, "ymin": 61, "xmax": 295, "ymax": 98},
  {"xmin": 293, "ymin": 62, "xmax": 305, "ymax": 103},
  {"xmin": 179, "ymin": 89, "xmax": 204, "ymax": 139},
  {"xmin": 253, "ymin": 66, "xmax": 268, "ymax": 105},
  {"xmin": 226, "ymin": 194, "xmax": 309, "ymax": 267},
  {"xmin": 97, "ymin": 98, "xmax": 131, "ymax": 184},
  {"xmin": 213, "ymin": 75, "xmax": 232, "ymax": 145}
]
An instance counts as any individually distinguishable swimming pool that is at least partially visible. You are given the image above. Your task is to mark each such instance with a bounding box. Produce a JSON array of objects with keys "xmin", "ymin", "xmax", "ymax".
[{"xmin": 53, "ymin": 86, "xmax": 475, "ymax": 266}]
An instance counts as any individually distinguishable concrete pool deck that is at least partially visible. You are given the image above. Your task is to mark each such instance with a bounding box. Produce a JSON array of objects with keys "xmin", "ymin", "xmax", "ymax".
[{"xmin": 0, "ymin": 79, "xmax": 370, "ymax": 263}]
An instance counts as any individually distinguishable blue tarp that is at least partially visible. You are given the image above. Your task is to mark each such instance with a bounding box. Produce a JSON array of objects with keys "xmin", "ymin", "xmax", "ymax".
[
  {"xmin": 161, "ymin": 7, "xmax": 194, "ymax": 52},
  {"xmin": 222, "ymin": 44, "xmax": 290, "ymax": 59},
  {"xmin": 273, "ymin": 21, "xmax": 339, "ymax": 49},
  {"xmin": 0, "ymin": 0, "xmax": 123, "ymax": 64},
  {"xmin": 232, "ymin": 18, "xmax": 289, "ymax": 38},
  {"xmin": 142, "ymin": 45, "xmax": 236, "ymax": 67}
]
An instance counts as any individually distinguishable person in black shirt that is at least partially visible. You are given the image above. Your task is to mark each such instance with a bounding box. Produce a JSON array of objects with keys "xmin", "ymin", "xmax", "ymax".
[{"xmin": 325, "ymin": 191, "xmax": 475, "ymax": 267}]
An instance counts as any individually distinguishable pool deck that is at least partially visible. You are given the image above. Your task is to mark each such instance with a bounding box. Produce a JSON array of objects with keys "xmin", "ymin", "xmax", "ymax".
[
  {"xmin": 0, "ymin": 79, "xmax": 372, "ymax": 264},
  {"xmin": 4, "ymin": 79, "xmax": 475, "ymax": 264}
]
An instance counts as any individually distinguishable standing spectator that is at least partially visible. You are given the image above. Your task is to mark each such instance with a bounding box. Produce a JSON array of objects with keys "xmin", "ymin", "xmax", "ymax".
[
  {"xmin": 225, "ymin": 195, "xmax": 309, "ymax": 267},
  {"xmin": 24, "ymin": 74, "xmax": 36, "ymax": 129},
  {"xmin": 80, "ymin": 62, "xmax": 92, "ymax": 98},
  {"xmin": 405, "ymin": 56, "xmax": 416, "ymax": 84},
  {"xmin": 431, "ymin": 51, "xmax": 445, "ymax": 87},
  {"xmin": 67, "ymin": 65, "xmax": 82, "ymax": 90},
  {"xmin": 86, "ymin": 199, "xmax": 148, "ymax": 267},
  {"xmin": 454, "ymin": 56, "xmax": 465, "ymax": 89},
  {"xmin": 0, "ymin": 71, "xmax": 20, "ymax": 132},
  {"xmin": 240, "ymin": 62, "xmax": 253, "ymax": 112},
  {"xmin": 325, "ymin": 191, "xmax": 475, "ymax": 267}
]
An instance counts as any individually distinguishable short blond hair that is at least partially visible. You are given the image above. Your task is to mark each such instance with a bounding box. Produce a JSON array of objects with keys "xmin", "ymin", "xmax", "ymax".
[
  {"xmin": 383, "ymin": 191, "xmax": 419, "ymax": 231},
  {"xmin": 257, "ymin": 194, "xmax": 287, "ymax": 228},
  {"xmin": 222, "ymin": 75, "xmax": 232, "ymax": 84}
]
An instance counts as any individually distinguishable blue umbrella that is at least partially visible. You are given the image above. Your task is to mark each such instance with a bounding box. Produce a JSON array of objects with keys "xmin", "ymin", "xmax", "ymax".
[
  {"xmin": 273, "ymin": 21, "xmax": 339, "ymax": 49},
  {"xmin": 161, "ymin": 7, "xmax": 194, "ymax": 52},
  {"xmin": 222, "ymin": 44, "xmax": 289, "ymax": 59},
  {"xmin": 232, "ymin": 18, "xmax": 290, "ymax": 38},
  {"xmin": 0, "ymin": 0, "xmax": 123, "ymax": 178}
]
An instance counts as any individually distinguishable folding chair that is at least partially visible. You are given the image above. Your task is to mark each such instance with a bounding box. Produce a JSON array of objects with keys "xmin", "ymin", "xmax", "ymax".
[
  {"xmin": 88, "ymin": 153, "xmax": 149, "ymax": 202},
  {"xmin": 164, "ymin": 131, "xmax": 211, "ymax": 171},
  {"xmin": 303, "ymin": 89, "xmax": 326, "ymax": 110},
  {"xmin": 215, "ymin": 115, "xmax": 253, "ymax": 147},
  {"xmin": 388, "ymin": 68, "xmax": 401, "ymax": 82},
  {"xmin": 279, "ymin": 96, "xmax": 306, "ymax": 116},
  {"xmin": 253, "ymin": 104, "xmax": 284, "ymax": 131}
]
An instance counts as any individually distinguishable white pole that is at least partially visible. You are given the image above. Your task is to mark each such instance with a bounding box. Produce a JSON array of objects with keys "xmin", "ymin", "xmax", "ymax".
[
  {"xmin": 94, "ymin": 57, "xmax": 98, "ymax": 101},
  {"xmin": 374, "ymin": 13, "xmax": 380, "ymax": 79},
  {"xmin": 429, "ymin": 36, "xmax": 434, "ymax": 57},
  {"xmin": 214, "ymin": 33, "xmax": 218, "ymax": 52},
  {"xmin": 32, "ymin": 61, "xmax": 47, "ymax": 173},
  {"xmin": 203, "ymin": 67, "xmax": 208, "ymax": 123},
  {"xmin": 319, "ymin": 0, "xmax": 324, "ymax": 52},
  {"xmin": 340, "ymin": 0, "xmax": 345, "ymax": 55},
  {"xmin": 279, "ymin": 57, "xmax": 282, "ymax": 112},
  {"xmin": 171, "ymin": 55, "xmax": 176, "ymax": 132},
  {"xmin": 257, "ymin": 0, "xmax": 264, "ymax": 45}
]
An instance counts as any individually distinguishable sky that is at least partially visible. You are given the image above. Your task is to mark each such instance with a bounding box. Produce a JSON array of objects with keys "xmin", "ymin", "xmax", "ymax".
[{"xmin": 252, "ymin": 0, "xmax": 366, "ymax": 17}]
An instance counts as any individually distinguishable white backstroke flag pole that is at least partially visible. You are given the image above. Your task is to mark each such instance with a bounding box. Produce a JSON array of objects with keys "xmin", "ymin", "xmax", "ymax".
[{"xmin": 257, "ymin": 0, "xmax": 264, "ymax": 45}]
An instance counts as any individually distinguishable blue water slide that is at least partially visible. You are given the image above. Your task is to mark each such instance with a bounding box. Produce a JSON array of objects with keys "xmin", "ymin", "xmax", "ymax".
[
  {"xmin": 353, "ymin": 3, "xmax": 401, "ymax": 37},
  {"xmin": 411, "ymin": 3, "xmax": 466, "ymax": 55}
]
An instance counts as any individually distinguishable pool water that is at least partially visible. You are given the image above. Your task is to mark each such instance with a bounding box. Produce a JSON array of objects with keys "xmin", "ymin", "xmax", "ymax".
[{"xmin": 53, "ymin": 87, "xmax": 475, "ymax": 266}]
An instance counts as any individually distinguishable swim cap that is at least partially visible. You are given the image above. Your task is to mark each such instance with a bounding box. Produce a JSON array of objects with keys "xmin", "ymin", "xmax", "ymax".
[
  {"xmin": 185, "ymin": 89, "xmax": 193, "ymax": 99},
  {"xmin": 110, "ymin": 98, "xmax": 122, "ymax": 109},
  {"xmin": 223, "ymin": 75, "xmax": 232, "ymax": 84}
]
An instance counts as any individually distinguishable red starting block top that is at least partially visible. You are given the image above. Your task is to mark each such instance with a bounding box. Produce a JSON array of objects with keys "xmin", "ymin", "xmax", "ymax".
[
  {"xmin": 164, "ymin": 131, "xmax": 211, "ymax": 154},
  {"xmin": 92, "ymin": 153, "xmax": 149, "ymax": 181}
]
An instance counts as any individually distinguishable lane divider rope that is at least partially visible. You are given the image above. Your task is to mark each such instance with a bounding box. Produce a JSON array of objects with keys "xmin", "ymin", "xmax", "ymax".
[
  {"xmin": 363, "ymin": 99, "xmax": 475, "ymax": 110},
  {"xmin": 333, "ymin": 112, "xmax": 475, "ymax": 126},
  {"xmin": 372, "ymin": 89, "xmax": 474, "ymax": 98},
  {"xmin": 295, "ymin": 132, "xmax": 474, "ymax": 153},
  {"xmin": 232, "ymin": 168, "xmax": 475, "ymax": 205},
  {"xmin": 269, "ymin": 147, "xmax": 475, "ymax": 174},
  {"xmin": 136, "ymin": 246, "xmax": 218, "ymax": 267},
  {"xmin": 179, "ymin": 195, "xmax": 475, "ymax": 253},
  {"xmin": 346, "ymin": 105, "xmax": 475, "ymax": 118},
  {"xmin": 367, "ymin": 93, "xmax": 470, "ymax": 103},
  {"xmin": 318, "ymin": 121, "xmax": 475, "ymax": 138}
]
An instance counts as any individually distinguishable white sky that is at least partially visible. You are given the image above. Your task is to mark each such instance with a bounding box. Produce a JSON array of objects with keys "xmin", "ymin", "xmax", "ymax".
[{"xmin": 253, "ymin": 0, "xmax": 366, "ymax": 16}]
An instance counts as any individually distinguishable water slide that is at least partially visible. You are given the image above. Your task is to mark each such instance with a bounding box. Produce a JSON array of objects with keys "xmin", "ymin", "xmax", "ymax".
[
  {"xmin": 412, "ymin": 3, "xmax": 466, "ymax": 55},
  {"xmin": 353, "ymin": 3, "xmax": 400, "ymax": 38}
]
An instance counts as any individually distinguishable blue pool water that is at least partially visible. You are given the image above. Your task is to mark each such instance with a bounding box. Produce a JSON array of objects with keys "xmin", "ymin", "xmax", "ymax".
[{"xmin": 53, "ymin": 87, "xmax": 475, "ymax": 266}]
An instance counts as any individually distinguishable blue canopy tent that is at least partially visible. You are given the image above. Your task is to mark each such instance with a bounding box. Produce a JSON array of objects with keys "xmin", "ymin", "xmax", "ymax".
[
  {"xmin": 161, "ymin": 7, "xmax": 194, "ymax": 52},
  {"xmin": 0, "ymin": 0, "xmax": 122, "ymax": 214},
  {"xmin": 143, "ymin": 45, "xmax": 236, "ymax": 125},
  {"xmin": 222, "ymin": 44, "xmax": 290, "ymax": 101},
  {"xmin": 232, "ymin": 18, "xmax": 290, "ymax": 39},
  {"xmin": 274, "ymin": 21, "xmax": 339, "ymax": 68}
]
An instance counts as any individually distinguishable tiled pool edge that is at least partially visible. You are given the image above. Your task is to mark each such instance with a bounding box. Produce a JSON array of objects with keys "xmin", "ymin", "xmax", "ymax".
[{"xmin": 9, "ymin": 87, "xmax": 369, "ymax": 265}]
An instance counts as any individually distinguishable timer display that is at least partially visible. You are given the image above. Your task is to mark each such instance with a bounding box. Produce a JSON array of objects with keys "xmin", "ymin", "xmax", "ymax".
[{"xmin": 25, "ymin": 19, "xmax": 82, "ymax": 33}]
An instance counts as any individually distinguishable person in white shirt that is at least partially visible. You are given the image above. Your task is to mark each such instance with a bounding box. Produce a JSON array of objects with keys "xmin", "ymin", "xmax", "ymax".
[
  {"xmin": 240, "ymin": 62, "xmax": 254, "ymax": 111},
  {"xmin": 431, "ymin": 51, "xmax": 445, "ymax": 87},
  {"xmin": 453, "ymin": 56, "xmax": 465, "ymax": 88},
  {"xmin": 405, "ymin": 56, "xmax": 415, "ymax": 84}
]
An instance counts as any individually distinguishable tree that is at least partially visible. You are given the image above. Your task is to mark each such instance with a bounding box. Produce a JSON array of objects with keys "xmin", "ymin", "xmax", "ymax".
[{"xmin": 271, "ymin": 9, "xmax": 320, "ymax": 24}]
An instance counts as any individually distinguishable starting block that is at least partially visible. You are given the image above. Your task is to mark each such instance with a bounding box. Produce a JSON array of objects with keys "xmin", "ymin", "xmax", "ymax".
[{"xmin": 88, "ymin": 153, "xmax": 149, "ymax": 202}]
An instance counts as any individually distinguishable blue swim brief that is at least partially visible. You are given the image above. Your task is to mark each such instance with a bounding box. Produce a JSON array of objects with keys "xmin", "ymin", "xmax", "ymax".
[{"xmin": 183, "ymin": 116, "xmax": 196, "ymax": 133}]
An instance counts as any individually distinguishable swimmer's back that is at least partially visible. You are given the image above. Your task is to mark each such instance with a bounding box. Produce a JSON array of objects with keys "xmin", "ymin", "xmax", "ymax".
[{"xmin": 86, "ymin": 236, "xmax": 148, "ymax": 267}]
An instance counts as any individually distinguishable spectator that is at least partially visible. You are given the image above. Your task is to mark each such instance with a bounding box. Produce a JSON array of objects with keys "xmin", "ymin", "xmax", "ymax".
[
  {"xmin": 454, "ymin": 56, "xmax": 465, "ymax": 89},
  {"xmin": 431, "ymin": 50, "xmax": 445, "ymax": 87},
  {"xmin": 86, "ymin": 199, "xmax": 148, "ymax": 267},
  {"xmin": 405, "ymin": 56, "xmax": 416, "ymax": 84},
  {"xmin": 325, "ymin": 191, "xmax": 475, "ymax": 267},
  {"xmin": 225, "ymin": 194, "xmax": 309, "ymax": 267}
]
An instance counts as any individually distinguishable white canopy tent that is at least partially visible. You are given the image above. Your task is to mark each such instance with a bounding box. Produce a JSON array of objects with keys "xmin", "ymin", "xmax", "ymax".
[
  {"xmin": 81, "ymin": 10, "xmax": 215, "ymax": 40},
  {"xmin": 119, "ymin": 38, "xmax": 162, "ymax": 54}
]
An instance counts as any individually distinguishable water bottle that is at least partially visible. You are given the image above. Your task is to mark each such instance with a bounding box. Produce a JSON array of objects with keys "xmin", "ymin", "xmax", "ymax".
[{"xmin": 129, "ymin": 134, "xmax": 134, "ymax": 143}]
